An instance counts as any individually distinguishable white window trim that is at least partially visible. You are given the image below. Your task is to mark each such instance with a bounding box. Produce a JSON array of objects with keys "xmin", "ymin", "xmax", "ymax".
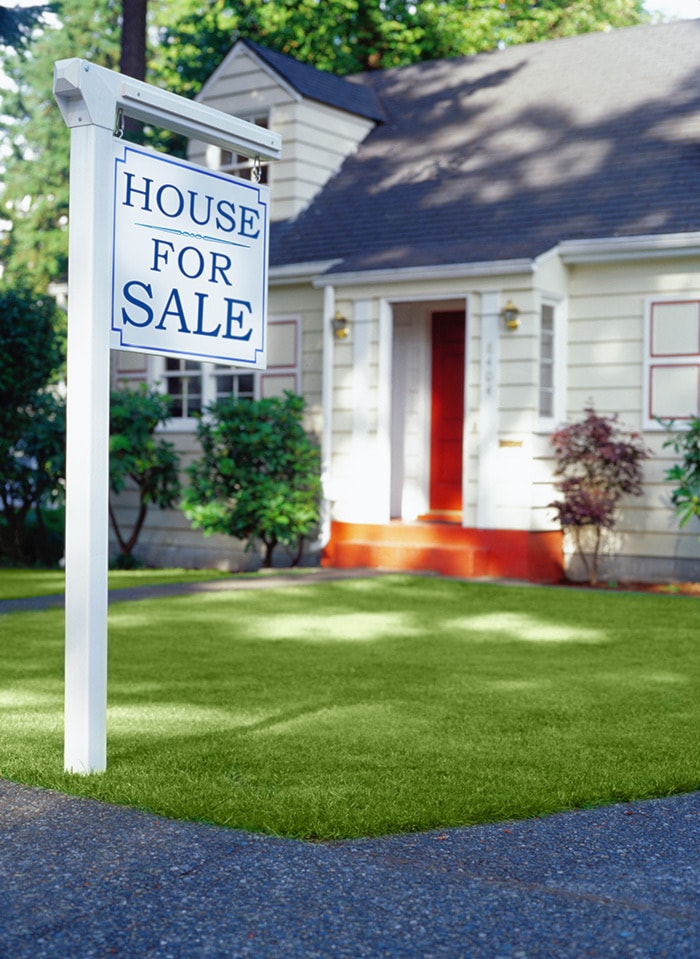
[
  {"xmin": 643, "ymin": 294, "xmax": 700, "ymax": 431},
  {"xmin": 206, "ymin": 114, "xmax": 270, "ymax": 183},
  {"xmin": 143, "ymin": 314, "xmax": 302, "ymax": 431},
  {"xmin": 536, "ymin": 295, "xmax": 567, "ymax": 433},
  {"xmin": 259, "ymin": 315, "xmax": 301, "ymax": 399}
]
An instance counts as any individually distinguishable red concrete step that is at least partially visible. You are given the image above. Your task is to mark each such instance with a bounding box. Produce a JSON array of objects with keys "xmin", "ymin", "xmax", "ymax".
[
  {"xmin": 330, "ymin": 538, "xmax": 490, "ymax": 579},
  {"xmin": 323, "ymin": 521, "xmax": 563, "ymax": 583}
]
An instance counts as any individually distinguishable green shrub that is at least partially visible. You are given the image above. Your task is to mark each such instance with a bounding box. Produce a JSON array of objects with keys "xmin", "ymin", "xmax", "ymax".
[
  {"xmin": 549, "ymin": 406, "xmax": 650, "ymax": 584},
  {"xmin": 0, "ymin": 505, "xmax": 65, "ymax": 568},
  {"xmin": 183, "ymin": 392, "xmax": 321, "ymax": 567},
  {"xmin": 0, "ymin": 286, "xmax": 65, "ymax": 565},
  {"xmin": 661, "ymin": 416, "xmax": 700, "ymax": 535},
  {"xmin": 109, "ymin": 385, "xmax": 181, "ymax": 564}
]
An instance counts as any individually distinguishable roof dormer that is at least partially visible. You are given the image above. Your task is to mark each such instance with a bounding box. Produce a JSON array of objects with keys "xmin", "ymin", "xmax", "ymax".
[{"xmin": 188, "ymin": 39, "xmax": 384, "ymax": 222}]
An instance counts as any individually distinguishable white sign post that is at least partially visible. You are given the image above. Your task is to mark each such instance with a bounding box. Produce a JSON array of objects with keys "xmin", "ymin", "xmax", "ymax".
[{"xmin": 54, "ymin": 59, "xmax": 280, "ymax": 773}]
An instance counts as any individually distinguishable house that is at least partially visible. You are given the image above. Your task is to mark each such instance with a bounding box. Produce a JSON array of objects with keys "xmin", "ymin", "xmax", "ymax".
[{"xmin": 112, "ymin": 19, "xmax": 700, "ymax": 583}]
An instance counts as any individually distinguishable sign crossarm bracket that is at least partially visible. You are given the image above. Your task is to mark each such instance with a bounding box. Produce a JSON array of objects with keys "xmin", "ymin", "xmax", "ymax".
[{"xmin": 54, "ymin": 58, "xmax": 281, "ymax": 160}]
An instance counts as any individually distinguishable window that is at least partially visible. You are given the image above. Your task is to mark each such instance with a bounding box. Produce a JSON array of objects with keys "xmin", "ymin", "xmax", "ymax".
[
  {"xmin": 212, "ymin": 367, "xmax": 255, "ymax": 403},
  {"xmin": 645, "ymin": 298, "xmax": 700, "ymax": 428},
  {"xmin": 537, "ymin": 298, "xmax": 566, "ymax": 428},
  {"xmin": 162, "ymin": 359, "xmax": 203, "ymax": 419},
  {"xmin": 219, "ymin": 116, "xmax": 269, "ymax": 184},
  {"xmin": 539, "ymin": 303, "xmax": 555, "ymax": 418},
  {"xmin": 112, "ymin": 317, "xmax": 302, "ymax": 428}
]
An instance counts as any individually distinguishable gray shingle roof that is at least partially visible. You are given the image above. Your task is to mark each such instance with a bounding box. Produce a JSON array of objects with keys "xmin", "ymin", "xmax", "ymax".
[
  {"xmin": 242, "ymin": 39, "xmax": 386, "ymax": 122},
  {"xmin": 269, "ymin": 21, "xmax": 700, "ymax": 273}
]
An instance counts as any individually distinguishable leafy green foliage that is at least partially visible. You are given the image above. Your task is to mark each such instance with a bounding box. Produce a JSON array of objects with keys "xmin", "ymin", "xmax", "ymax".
[
  {"xmin": 109, "ymin": 386, "xmax": 181, "ymax": 565},
  {"xmin": 661, "ymin": 416, "xmax": 700, "ymax": 533},
  {"xmin": 154, "ymin": 0, "xmax": 648, "ymax": 78},
  {"xmin": 183, "ymin": 392, "xmax": 321, "ymax": 567},
  {"xmin": 0, "ymin": 287, "xmax": 64, "ymax": 424},
  {"xmin": 0, "ymin": 0, "xmax": 121, "ymax": 293},
  {"xmin": 0, "ymin": 288, "xmax": 66, "ymax": 564},
  {"xmin": 549, "ymin": 406, "xmax": 650, "ymax": 584},
  {"xmin": 0, "ymin": 4, "xmax": 50, "ymax": 49},
  {"xmin": 0, "ymin": 391, "xmax": 66, "ymax": 566}
]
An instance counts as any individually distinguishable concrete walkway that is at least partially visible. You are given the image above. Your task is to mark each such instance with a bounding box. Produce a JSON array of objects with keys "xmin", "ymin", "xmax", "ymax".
[
  {"xmin": 1, "ymin": 780, "xmax": 698, "ymax": 958},
  {"xmin": 0, "ymin": 568, "xmax": 394, "ymax": 615}
]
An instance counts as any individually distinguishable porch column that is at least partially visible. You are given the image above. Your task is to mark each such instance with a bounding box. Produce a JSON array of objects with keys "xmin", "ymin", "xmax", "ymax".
[
  {"xmin": 350, "ymin": 297, "xmax": 392, "ymax": 523},
  {"xmin": 476, "ymin": 291, "xmax": 500, "ymax": 528},
  {"xmin": 376, "ymin": 298, "xmax": 393, "ymax": 522}
]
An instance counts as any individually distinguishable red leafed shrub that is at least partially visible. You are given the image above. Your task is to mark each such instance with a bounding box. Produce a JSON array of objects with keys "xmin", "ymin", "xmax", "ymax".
[{"xmin": 549, "ymin": 406, "xmax": 651, "ymax": 584}]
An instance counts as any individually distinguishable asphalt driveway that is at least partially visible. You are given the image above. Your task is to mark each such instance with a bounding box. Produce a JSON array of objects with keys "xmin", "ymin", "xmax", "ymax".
[{"xmin": 1, "ymin": 780, "xmax": 698, "ymax": 958}]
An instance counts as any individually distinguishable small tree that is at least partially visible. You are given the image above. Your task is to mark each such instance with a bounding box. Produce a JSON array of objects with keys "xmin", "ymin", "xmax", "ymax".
[
  {"xmin": 661, "ymin": 416, "xmax": 700, "ymax": 536},
  {"xmin": 183, "ymin": 392, "xmax": 322, "ymax": 568},
  {"xmin": 0, "ymin": 390, "xmax": 66, "ymax": 565},
  {"xmin": 0, "ymin": 287, "xmax": 64, "ymax": 434},
  {"xmin": 109, "ymin": 385, "xmax": 181, "ymax": 567},
  {"xmin": 549, "ymin": 406, "xmax": 650, "ymax": 585},
  {"xmin": 0, "ymin": 287, "xmax": 65, "ymax": 564}
]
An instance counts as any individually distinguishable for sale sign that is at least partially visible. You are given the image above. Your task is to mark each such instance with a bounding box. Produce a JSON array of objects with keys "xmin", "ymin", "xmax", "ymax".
[{"xmin": 111, "ymin": 142, "xmax": 269, "ymax": 368}]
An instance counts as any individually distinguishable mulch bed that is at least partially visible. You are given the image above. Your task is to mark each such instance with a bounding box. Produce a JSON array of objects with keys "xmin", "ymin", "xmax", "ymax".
[{"xmin": 557, "ymin": 579, "xmax": 700, "ymax": 597}]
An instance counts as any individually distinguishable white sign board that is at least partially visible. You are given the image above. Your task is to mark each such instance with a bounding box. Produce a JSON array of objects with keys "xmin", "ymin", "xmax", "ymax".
[{"xmin": 111, "ymin": 142, "xmax": 269, "ymax": 367}]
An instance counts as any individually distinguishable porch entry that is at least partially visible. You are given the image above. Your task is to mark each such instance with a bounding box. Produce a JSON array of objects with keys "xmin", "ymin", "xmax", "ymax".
[
  {"xmin": 390, "ymin": 303, "xmax": 466, "ymax": 521},
  {"xmin": 332, "ymin": 300, "xmax": 564, "ymax": 582}
]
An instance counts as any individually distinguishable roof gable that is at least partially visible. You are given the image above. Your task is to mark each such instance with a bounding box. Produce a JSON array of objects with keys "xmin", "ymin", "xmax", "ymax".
[
  {"xmin": 239, "ymin": 39, "xmax": 386, "ymax": 122},
  {"xmin": 270, "ymin": 21, "xmax": 700, "ymax": 273}
]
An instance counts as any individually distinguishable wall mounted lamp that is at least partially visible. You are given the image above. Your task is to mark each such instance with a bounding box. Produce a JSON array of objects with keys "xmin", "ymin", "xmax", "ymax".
[
  {"xmin": 501, "ymin": 300, "xmax": 520, "ymax": 331},
  {"xmin": 331, "ymin": 311, "xmax": 350, "ymax": 339}
]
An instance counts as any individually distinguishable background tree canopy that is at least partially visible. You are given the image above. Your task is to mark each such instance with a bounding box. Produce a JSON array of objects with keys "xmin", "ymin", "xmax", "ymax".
[
  {"xmin": 151, "ymin": 0, "xmax": 650, "ymax": 81},
  {"xmin": 0, "ymin": 0, "xmax": 648, "ymax": 294},
  {"xmin": 0, "ymin": 3, "xmax": 50, "ymax": 48},
  {"xmin": 0, "ymin": 0, "xmax": 121, "ymax": 293}
]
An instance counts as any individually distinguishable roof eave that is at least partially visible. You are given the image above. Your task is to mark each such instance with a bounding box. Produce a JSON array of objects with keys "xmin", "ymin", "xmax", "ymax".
[
  {"xmin": 311, "ymin": 258, "xmax": 537, "ymax": 288},
  {"xmin": 558, "ymin": 233, "xmax": 700, "ymax": 264},
  {"xmin": 268, "ymin": 233, "xmax": 700, "ymax": 287},
  {"xmin": 269, "ymin": 260, "xmax": 343, "ymax": 285}
]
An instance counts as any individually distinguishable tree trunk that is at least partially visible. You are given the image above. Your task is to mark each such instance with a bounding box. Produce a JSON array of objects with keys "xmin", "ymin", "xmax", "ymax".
[
  {"xmin": 109, "ymin": 501, "xmax": 128, "ymax": 555},
  {"xmin": 573, "ymin": 527, "xmax": 594, "ymax": 585},
  {"xmin": 261, "ymin": 536, "xmax": 277, "ymax": 568},
  {"xmin": 120, "ymin": 0, "xmax": 147, "ymax": 81},
  {"xmin": 109, "ymin": 496, "xmax": 148, "ymax": 560},
  {"xmin": 120, "ymin": 0, "xmax": 147, "ymax": 140},
  {"xmin": 290, "ymin": 536, "xmax": 304, "ymax": 567}
]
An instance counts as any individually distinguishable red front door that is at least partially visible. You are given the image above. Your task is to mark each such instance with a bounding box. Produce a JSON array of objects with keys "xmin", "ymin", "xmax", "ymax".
[{"xmin": 429, "ymin": 310, "xmax": 465, "ymax": 513}]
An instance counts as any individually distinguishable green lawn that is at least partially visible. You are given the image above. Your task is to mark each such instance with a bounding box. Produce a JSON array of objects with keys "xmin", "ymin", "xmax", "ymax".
[
  {"xmin": 0, "ymin": 567, "xmax": 233, "ymax": 600},
  {"xmin": 0, "ymin": 574, "xmax": 698, "ymax": 839}
]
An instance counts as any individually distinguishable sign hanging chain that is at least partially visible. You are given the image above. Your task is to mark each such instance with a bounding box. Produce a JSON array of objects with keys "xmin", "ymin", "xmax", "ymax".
[
  {"xmin": 252, "ymin": 155, "xmax": 262, "ymax": 183},
  {"xmin": 113, "ymin": 108, "xmax": 125, "ymax": 139}
]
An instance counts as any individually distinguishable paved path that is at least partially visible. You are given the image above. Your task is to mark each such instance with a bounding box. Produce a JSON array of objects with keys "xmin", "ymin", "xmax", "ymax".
[
  {"xmin": 0, "ymin": 568, "xmax": 393, "ymax": 615},
  {"xmin": 1, "ymin": 780, "xmax": 698, "ymax": 958}
]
